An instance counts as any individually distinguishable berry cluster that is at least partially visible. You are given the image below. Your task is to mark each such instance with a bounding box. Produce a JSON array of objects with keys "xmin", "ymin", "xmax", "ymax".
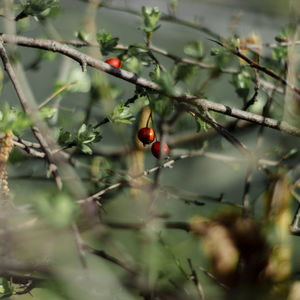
[
  {"xmin": 105, "ymin": 58, "xmax": 169, "ymax": 160},
  {"xmin": 138, "ymin": 127, "xmax": 170, "ymax": 159}
]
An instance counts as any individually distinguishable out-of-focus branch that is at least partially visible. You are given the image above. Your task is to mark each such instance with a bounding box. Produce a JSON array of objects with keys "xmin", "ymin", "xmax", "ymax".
[{"xmin": 0, "ymin": 41, "xmax": 63, "ymax": 189}]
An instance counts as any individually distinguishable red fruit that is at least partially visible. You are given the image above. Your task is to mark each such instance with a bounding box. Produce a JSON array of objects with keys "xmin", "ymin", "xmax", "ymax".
[
  {"xmin": 105, "ymin": 58, "xmax": 122, "ymax": 68},
  {"xmin": 138, "ymin": 127, "xmax": 155, "ymax": 145},
  {"xmin": 151, "ymin": 141, "xmax": 170, "ymax": 159}
]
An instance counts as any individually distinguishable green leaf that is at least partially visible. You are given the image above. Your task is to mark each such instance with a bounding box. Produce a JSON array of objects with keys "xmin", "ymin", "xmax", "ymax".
[
  {"xmin": 150, "ymin": 66, "xmax": 177, "ymax": 96},
  {"xmin": 0, "ymin": 72, "xmax": 2, "ymax": 97},
  {"xmin": 33, "ymin": 192, "xmax": 78, "ymax": 228},
  {"xmin": 210, "ymin": 47, "xmax": 233, "ymax": 69},
  {"xmin": 96, "ymin": 30, "xmax": 119, "ymax": 56},
  {"xmin": 231, "ymin": 69, "xmax": 251, "ymax": 98},
  {"xmin": 40, "ymin": 106, "xmax": 56, "ymax": 119},
  {"xmin": 140, "ymin": 6, "xmax": 161, "ymax": 34},
  {"xmin": 194, "ymin": 116, "xmax": 210, "ymax": 132},
  {"xmin": 274, "ymin": 25, "xmax": 297, "ymax": 43},
  {"xmin": 174, "ymin": 63, "xmax": 199, "ymax": 83},
  {"xmin": 0, "ymin": 278, "xmax": 14, "ymax": 299},
  {"xmin": 80, "ymin": 144, "xmax": 92, "ymax": 155},
  {"xmin": 22, "ymin": 0, "xmax": 61, "ymax": 19},
  {"xmin": 39, "ymin": 49, "xmax": 57, "ymax": 61},
  {"xmin": 58, "ymin": 124, "xmax": 102, "ymax": 154},
  {"xmin": 184, "ymin": 41, "xmax": 203, "ymax": 59},
  {"xmin": 122, "ymin": 56, "xmax": 142, "ymax": 75},
  {"xmin": 57, "ymin": 129, "xmax": 73, "ymax": 146},
  {"xmin": 65, "ymin": 67, "xmax": 91, "ymax": 93},
  {"xmin": 169, "ymin": 0, "xmax": 178, "ymax": 13},
  {"xmin": 272, "ymin": 46, "xmax": 288, "ymax": 65},
  {"xmin": 108, "ymin": 103, "xmax": 135, "ymax": 124},
  {"xmin": 75, "ymin": 29, "xmax": 90, "ymax": 42},
  {"xmin": 0, "ymin": 103, "xmax": 31, "ymax": 134}
]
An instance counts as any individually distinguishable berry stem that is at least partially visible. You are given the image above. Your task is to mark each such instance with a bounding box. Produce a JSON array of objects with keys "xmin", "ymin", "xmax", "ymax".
[{"xmin": 146, "ymin": 110, "xmax": 152, "ymax": 128}]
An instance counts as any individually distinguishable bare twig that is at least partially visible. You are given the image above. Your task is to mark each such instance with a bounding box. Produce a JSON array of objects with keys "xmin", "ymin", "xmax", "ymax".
[
  {"xmin": 71, "ymin": 223, "xmax": 88, "ymax": 272},
  {"xmin": 79, "ymin": 148, "xmax": 280, "ymax": 204},
  {"xmin": 82, "ymin": 244, "xmax": 137, "ymax": 275},
  {"xmin": 187, "ymin": 258, "xmax": 205, "ymax": 300},
  {"xmin": 198, "ymin": 266, "xmax": 229, "ymax": 291},
  {"xmin": 210, "ymin": 39, "xmax": 300, "ymax": 96}
]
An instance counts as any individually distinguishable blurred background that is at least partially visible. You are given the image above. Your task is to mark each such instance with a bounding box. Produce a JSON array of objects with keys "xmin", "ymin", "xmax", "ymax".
[{"xmin": 1, "ymin": 0, "xmax": 300, "ymax": 299}]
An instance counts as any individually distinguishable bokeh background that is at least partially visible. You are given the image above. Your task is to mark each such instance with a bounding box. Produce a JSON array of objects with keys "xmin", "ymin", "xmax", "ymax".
[{"xmin": 1, "ymin": 0, "xmax": 300, "ymax": 299}]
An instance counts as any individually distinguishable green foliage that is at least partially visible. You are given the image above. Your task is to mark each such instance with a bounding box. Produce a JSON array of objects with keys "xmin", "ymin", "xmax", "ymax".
[
  {"xmin": 58, "ymin": 124, "xmax": 102, "ymax": 155},
  {"xmin": 21, "ymin": 0, "xmax": 61, "ymax": 19},
  {"xmin": 174, "ymin": 63, "xmax": 199, "ymax": 83},
  {"xmin": 226, "ymin": 36, "xmax": 240, "ymax": 49},
  {"xmin": 169, "ymin": 0, "xmax": 179, "ymax": 13},
  {"xmin": 272, "ymin": 46, "xmax": 288, "ymax": 66},
  {"xmin": 184, "ymin": 41, "xmax": 204, "ymax": 59},
  {"xmin": 108, "ymin": 103, "xmax": 135, "ymax": 125},
  {"xmin": 140, "ymin": 6, "xmax": 161, "ymax": 34},
  {"xmin": 33, "ymin": 192, "xmax": 78, "ymax": 228},
  {"xmin": 122, "ymin": 56, "xmax": 142, "ymax": 75},
  {"xmin": 39, "ymin": 49, "xmax": 57, "ymax": 61},
  {"xmin": 231, "ymin": 69, "xmax": 251, "ymax": 98},
  {"xmin": 0, "ymin": 104, "xmax": 31, "ymax": 134},
  {"xmin": 75, "ymin": 29, "xmax": 90, "ymax": 42},
  {"xmin": 96, "ymin": 30, "xmax": 119, "ymax": 56},
  {"xmin": 150, "ymin": 65, "xmax": 177, "ymax": 96},
  {"xmin": 0, "ymin": 70, "xmax": 3, "ymax": 96},
  {"xmin": 194, "ymin": 115, "xmax": 210, "ymax": 132},
  {"xmin": 120, "ymin": 44, "xmax": 153, "ymax": 70},
  {"xmin": 275, "ymin": 25, "xmax": 297, "ymax": 42},
  {"xmin": 147, "ymin": 93, "xmax": 172, "ymax": 116},
  {"xmin": 40, "ymin": 106, "xmax": 56, "ymax": 119},
  {"xmin": 55, "ymin": 67, "xmax": 91, "ymax": 94},
  {"xmin": 210, "ymin": 47, "xmax": 233, "ymax": 69},
  {"xmin": 0, "ymin": 278, "xmax": 13, "ymax": 299}
]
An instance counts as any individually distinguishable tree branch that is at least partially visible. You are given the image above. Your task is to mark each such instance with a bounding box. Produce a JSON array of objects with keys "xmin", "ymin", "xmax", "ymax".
[
  {"xmin": 1, "ymin": 33, "xmax": 300, "ymax": 136},
  {"xmin": 0, "ymin": 39, "xmax": 63, "ymax": 189}
]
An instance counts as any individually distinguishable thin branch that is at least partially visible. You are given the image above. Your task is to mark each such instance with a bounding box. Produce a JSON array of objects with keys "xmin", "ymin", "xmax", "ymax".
[
  {"xmin": 210, "ymin": 39, "xmax": 300, "ymax": 96},
  {"xmin": 187, "ymin": 258, "xmax": 205, "ymax": 300},
  {"xmin": 95, "ymin": 1, "xmax": 221, "ymax": 40},
  {"xmin": 0, "ymin": 40, "xmax": 63, "ymax": 189},
  {"xmin": 1, "ymin": 34, "xmax": 300, "ymax": 136},
  {"xmin": 79, "ymin": 148, "xmax": 279, "ymax": 204},
  {"xmin": 71, "ymin": 223, "xmax": 89, "ymax": 272},
  {"xmin": 12, "ymin": 140, "xmax": 45, "ymax": 158},
  {"xmin": 82, "ymin": 244, "xmax": 138, "ymax": 275},
  {"xmin": 198, "ymin": 266, "xmax": 229, "ymax": 291}
]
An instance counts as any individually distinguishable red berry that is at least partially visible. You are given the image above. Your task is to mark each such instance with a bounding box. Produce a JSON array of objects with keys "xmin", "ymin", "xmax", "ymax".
[
  {"xmin": 151, "ymin": 141, "xmax": 170, "ymax": 159},
  {"xmin": 105, "ymin": 58, "xmax": 122, "ymax": 68},
  {"xmin": 138, "ymin": 127, "xmax": 155, "ymax": 145}
]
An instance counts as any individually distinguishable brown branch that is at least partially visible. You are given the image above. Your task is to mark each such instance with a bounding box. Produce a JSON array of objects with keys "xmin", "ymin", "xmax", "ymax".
[
  {"xmin": 210, "ymin": 39, "xmax": 300, "ymax": 96},
  {"xmin": 1, "ymin": 33, "xmax": 300, "ymax": 136},
  {"xmin": 82, "ymin": 244, "xmax": 138, "ymax": 275},
  {"xmin": 0, "ymin": 41, "xmax": 63, "ymax": 189},
  {"xmin": 187, "ymin": 258, "xmax": 205, "ymax": 300},
  {"xmin": 103, "ymin": 220, "xmax": 191, "ymax": 232}
]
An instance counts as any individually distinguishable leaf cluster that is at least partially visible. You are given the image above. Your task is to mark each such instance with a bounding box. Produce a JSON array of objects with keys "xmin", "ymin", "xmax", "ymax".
[
  {"xmin": 140, "ymin": 6, "xmax": 161, "ymax": 34},
  {"xmin": 96, "ymin": 30, "xmax": 119, "ymax": 56},
  {"xmin": 108, "ymin": 103, "xmax": 136, "ymax": 125},
  {"xmin": 0, "ymin": 104, "xmax": 31, "ymax": 134},
  {"xmin": 20, "ymin": 0, "xmax": 61, "ymax": 19},
  {"xmin": 58, "ymin": 124, "xmax": 102, "ymax": 154}
]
